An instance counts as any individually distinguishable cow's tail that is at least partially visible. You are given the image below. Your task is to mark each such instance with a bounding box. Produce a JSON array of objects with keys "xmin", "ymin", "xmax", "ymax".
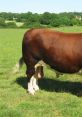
[{"xmin": 13, "ymin": 57, "xmax": 24, "ymax": 73}]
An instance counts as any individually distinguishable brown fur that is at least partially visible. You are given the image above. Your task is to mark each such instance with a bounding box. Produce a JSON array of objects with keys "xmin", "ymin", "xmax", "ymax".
[{"xmin": 22, "ymin": 28, "xmax": 82, "ymax": 79}]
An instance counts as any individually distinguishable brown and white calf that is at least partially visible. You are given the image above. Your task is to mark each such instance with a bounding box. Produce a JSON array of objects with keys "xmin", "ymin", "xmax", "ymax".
[{"xmin": 18, "ymin": 28, "xmax": 82, "ymax": 94}]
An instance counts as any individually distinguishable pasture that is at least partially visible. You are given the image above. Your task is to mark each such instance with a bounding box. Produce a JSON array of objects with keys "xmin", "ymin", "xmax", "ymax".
[{"xmin": 0, "ymin": 27, "xmax": 82, "ymax": 117}]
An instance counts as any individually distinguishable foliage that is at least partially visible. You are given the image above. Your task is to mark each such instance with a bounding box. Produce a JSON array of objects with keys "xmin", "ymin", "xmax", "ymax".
[
  {"xmin": 0, "ymin": 17, "xmax": 6, "ymax": 28},
  {"xmin": 6, "ymin": 22, "xmax": 17, "ymax": 28},
  {"xmin": 0, "ymin": 12, "xmax": 82, "ymax": 28},
  {"xmin": 40, "ymin": 12, "xmax": 52, "ymax": 25},
  {"xmin": 21, "ymin": 21, "xmax": 46, "ymax": 28}
]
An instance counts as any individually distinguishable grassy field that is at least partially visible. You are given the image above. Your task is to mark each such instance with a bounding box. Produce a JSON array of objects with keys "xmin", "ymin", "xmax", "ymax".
[{"xmin": 0, "ymin": 27, "xmax": 82, "ymax": 117}]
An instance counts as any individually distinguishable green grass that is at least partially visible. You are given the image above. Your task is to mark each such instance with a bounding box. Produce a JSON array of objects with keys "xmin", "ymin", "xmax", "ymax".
[{"xmin": 0, "ymin": 27, "xmax": 82, "ymax": 117}]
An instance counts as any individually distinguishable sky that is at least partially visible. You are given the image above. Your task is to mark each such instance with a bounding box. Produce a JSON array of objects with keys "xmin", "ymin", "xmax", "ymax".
[{"xmin": 0, "ymin": 0, "xmax": 82, "ymax": 13}]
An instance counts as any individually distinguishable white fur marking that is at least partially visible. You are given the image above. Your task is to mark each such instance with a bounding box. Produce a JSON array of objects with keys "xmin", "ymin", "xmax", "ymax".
[
  {"xmin": 28, "ymin": 75, "xmax": 39, "ymax": 95},
  {"xmin": 32, "ymin": 76, "xmax": 39, "ymax": 91},
  {"xmin": 28, "ymin": 76, "xmax": 35, "ymax": 95},
  {"xmin": 38, "ymin": 73, "xmax": 41, "ymax": 78}
]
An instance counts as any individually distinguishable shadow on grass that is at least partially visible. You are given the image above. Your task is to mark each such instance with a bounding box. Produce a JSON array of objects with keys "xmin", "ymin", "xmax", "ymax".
[{"xmin": 16, "ymin": 76, "xmax": 82, "ymax": 97}]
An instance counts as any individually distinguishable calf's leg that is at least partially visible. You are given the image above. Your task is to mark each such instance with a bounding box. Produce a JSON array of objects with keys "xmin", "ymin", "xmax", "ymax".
[
  {"xmin": 26, "ymin": 63, "xmax": 44, "ymax": 95},
  {"xmin": 25, "ymin": 59, "xmax": 40, "ymax": 95}
]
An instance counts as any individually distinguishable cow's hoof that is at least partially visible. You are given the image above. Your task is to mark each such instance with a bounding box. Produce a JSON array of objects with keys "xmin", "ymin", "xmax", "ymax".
[
  {"xmin": 28, "ymin": 90, "xmax": 35, "ymax": 95},
  {"xmin": 28, "ymin": 83, "xmax": 35, "ymax": 95},
  {"xmin": 33, "ymin": 84, "xmax": 39, "ymax": 91}
]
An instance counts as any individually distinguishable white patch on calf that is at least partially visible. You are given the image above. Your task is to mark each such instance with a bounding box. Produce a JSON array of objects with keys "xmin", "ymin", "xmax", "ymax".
[
  {"xmin": 28, "ymin": 75, "xmax": 39, "ymax": 95},
  {"xmin": 38, "ymin": 73, "xmax": 41, "ymax": 78},
  {"xmin": 32, "ymin": 76, "xmax": 39, "ymax": 91},
  {"xmin": 28, "ymin": 82, "xmax": 35, "ymax": 95},
  {"xmin": 28, "ymin": 76, "xmax": 35, "ymax": 95}
]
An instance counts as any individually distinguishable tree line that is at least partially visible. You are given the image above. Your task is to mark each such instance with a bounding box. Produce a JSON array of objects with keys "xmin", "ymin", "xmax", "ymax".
[{"xmin": 0, "ymin": 12, "xmax": 82, "ymax": 28}]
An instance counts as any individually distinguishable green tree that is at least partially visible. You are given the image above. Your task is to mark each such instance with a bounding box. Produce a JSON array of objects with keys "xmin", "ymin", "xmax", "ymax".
[
  {"xmin": 6, "ymin": 22, "xmax": 17, "ymax": 28},
  {"xmin": 0, "ymin": 17, "xmax": 6, "ymax": 28},
  {"xmin": 40, "ymin": 12, "xmax": 51, "ymax": 25},
  {"xmin": 50, "ymin": 14, "xmax": 60, "ymax": 27},
  {"xmin": 71, "ymin": 18, "xmax": 80, "ymax": 26}
]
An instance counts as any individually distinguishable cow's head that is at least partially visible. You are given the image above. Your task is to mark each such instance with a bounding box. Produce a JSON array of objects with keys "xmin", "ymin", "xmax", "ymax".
[{"xmin": 35, "ymin": 63, "xmax": 44, "ymax": 79}]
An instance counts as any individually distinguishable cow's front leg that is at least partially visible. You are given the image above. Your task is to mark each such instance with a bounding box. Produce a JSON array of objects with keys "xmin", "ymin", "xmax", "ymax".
[
  {"xmin": 32, "ymin": 75, "xmax": 39, "ymax": 91},
  {"xmin": 35, "ymin": 62, "xmax": 44, "ymax": 79},
  {"xmin": 32, "ymin": 64, "xmax": 44, "ymax": 91},
  {"xmin": 27, "ymin": 66, "xmax": 40, "ymax": 95},
  {"xmin": 27, "ymin": 62, "xmax": 44, "ymax": 95},
  {"xmin": 28, "ymin": 75, "xmax": 39, "ymax": 95},
  {"xmin": 26, "ymin": 64, "xmax": 36, "ymax": 95},
  {"xmin": 28, "ymin": 76, "xmax": 35, "ymax": 95}
]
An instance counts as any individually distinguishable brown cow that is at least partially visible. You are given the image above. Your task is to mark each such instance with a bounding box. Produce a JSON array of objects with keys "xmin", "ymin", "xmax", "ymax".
[{"xmin": 18, "ymin": 28, "xmax": 82, "ymax": 95}]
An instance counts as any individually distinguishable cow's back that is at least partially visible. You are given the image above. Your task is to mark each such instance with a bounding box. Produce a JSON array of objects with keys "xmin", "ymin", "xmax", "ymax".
[{"xmin": 22, "ymin": 28, "xmax": 82, "ymax": 73}]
